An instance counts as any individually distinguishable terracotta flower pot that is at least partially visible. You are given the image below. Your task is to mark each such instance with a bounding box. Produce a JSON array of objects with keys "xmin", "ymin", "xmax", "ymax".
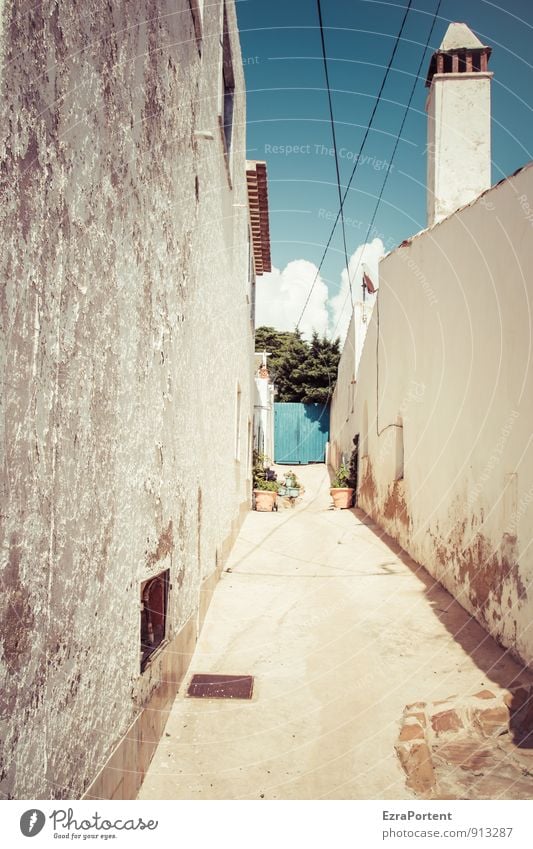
[
  {"xmin": 330, "ymin": 488, "xmax": 354, "ymax": 509},
  {"xmin": 254, "ymin": 489, "xmax": 277, "ymax": 512}
]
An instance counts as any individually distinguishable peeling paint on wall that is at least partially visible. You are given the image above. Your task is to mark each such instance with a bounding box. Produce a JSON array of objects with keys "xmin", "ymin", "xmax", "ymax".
[
  {"xmin": 2, "ymin": 533, "xmax": 35, "ymax": 673},
  {"xmin": 146, "ymin": 520, "xmax": 174, "ymax": 569},
  {"xmin": 383, "ymin": 479, "xmax": 409, "ymax": 529}
]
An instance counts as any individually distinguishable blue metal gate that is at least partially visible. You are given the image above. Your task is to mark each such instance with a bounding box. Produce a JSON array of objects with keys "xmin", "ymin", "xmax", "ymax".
[{"xmin": 274, "ymin": 402, "xmax": 330, "ymax": 464}]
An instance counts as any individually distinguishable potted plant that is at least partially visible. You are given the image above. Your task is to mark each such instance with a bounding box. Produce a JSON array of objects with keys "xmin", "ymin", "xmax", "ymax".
[
  {"xmin": 284, "ymin": 470, "xmax": 301, "ymax": 498},
  {"xmin": 253, "ymin": 478, "xmax": 279, "ymax": 511},
  {"xmin": 252, "ymin": 451, "xmax": 278, "ymax": 511},
  {"xmin": 330, "ymin": 463, "xmax": 354, "ymax": 509}
]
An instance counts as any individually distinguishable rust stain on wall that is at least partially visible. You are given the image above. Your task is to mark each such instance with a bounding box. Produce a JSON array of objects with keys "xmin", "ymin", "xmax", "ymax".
[
  {"xmin": 359, "ymin": 458, "xmax": 377, "ymax": 506},
  {"xmin": 383, "ymin": 479, "xmax": 409, "ymax": 528},
  {"xmin": 146, "ymin": 520, "xmax": 174, "ymax": 568},
  {"xmin": 435, "ymin": 513, "xmax": 526, "ymax": 628},
  {"xmin": 456, "ymin": 531, "xmax": 526, "ymax": 614}
]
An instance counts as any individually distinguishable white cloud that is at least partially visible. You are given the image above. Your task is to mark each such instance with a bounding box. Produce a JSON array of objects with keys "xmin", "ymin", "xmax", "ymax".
[
  {"xmin": 255, "ymin": 238, "xmax": 386, "ymax": 343},
  {"xmin": 255, "ymin": 259, "xmax": 329, "ymax": 340}
]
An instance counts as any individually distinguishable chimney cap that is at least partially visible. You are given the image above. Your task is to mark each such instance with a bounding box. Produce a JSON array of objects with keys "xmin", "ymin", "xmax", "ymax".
[
  {"xmin": 439, "ymin": 22, "xmax": 487, "ymax": 51},
  {"xmin": 426, "ymin": 23, "xmax": 492, "ymax": 86}
]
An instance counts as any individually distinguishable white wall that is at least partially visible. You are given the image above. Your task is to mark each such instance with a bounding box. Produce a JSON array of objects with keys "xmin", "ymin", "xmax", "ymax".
[
  {"xmin": 0, "ymin": 0, "xmax": 253, "ymax": 798},
  {"xmin": 330, "ymin": 313, "xmax": 356, "ymax": 471},
  {"xmin": 330, "ymin": 302, "xmax": 374, "ymax": 470},
  {"xmin": 331, "ymin": 163, "xmax": 533, "ymax": 667},
  {"xmin": 254, "ymin": 376, "xmax": 275, "ymax": 463},
  {"xmin": 427, "ymin": 73, "xmax": 492, "ymax": 225}
]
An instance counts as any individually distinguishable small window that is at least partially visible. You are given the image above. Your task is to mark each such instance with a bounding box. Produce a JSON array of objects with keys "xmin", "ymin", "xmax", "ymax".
[
  {"xmin": 140, "ymin": 570, "xmax": 169, "ymax": 672},
  {"xmin": 395, "ymin": 425, "xmax": 404, "ymax": 481},
  {"xmin": 220, "ymin": 4, "xmax": 235, "ymax": 162}
]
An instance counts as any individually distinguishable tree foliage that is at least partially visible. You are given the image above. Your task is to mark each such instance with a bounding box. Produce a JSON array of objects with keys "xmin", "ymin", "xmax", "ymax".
[{"xmin": 255, "ymin": 326, "xmax": 341, "ymax": 404}]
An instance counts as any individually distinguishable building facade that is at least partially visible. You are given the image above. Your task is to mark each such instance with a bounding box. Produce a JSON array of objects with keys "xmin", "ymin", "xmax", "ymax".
[
  {"xmin": 0, "ymin": 0, "xmax": 268, "ymax": 799},
  {"xmin": 330, "ymin": 24, "xmax": 533, "ymax": 667},
  {"xmin": 253, "ymin": 353, "xmax": 275, "ymax": 462},
  {"xmin": 330, "ymin": 301, "xmax": 373, "ymax": 471}
]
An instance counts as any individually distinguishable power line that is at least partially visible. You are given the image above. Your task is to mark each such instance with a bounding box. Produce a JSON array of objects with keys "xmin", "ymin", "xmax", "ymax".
[
  {"xmin": 316, "ymin": 0, "xmax": 353, "ymax": 310},
  {"xmin": 295, "ymin": 0, "xmax": 413, "ymax": 332},
  {"xmin": 331, "ymin": 0, "xmax": 443, "ymax": 340}
]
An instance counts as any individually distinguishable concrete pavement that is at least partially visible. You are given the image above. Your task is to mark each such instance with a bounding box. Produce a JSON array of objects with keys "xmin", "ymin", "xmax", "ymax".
[{"xmin": 138, "ymin": 464, "xmax": 530, "ymax": 800}]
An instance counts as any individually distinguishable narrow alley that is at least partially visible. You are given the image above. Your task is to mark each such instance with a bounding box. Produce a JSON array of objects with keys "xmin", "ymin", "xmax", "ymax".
[
  {"xmin": 139, "ymin": 465, "xmax": 531, "ymax": 801},
  {"xmin": 3, "ymin": 2, "xmax": 533, "ymax": 834}
]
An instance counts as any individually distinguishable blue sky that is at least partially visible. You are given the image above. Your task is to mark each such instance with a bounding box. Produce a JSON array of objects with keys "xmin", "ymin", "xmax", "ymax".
[{"xmin": 236, "ymin": 0, "xmax": 533, "ymax": 337}]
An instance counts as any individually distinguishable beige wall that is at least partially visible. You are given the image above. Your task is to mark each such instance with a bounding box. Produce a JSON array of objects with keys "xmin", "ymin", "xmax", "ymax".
[
  {"xmin": 330, "ymin": 302, "xmax": 375, "ymax": 471},
  {"xmin": 0, "ymin": 0, "xmax": 253, "ymax": 798},
  {"xmin": 331, "ymin": 163, "xmax": 533, "ymax": 667},
  {"xmin": 427, "ymin": 73, "xmax": 492, "ymax": 225},
  {"xmin": 330, "ymin": 312, "xmax": 356, "ymax": 471}
]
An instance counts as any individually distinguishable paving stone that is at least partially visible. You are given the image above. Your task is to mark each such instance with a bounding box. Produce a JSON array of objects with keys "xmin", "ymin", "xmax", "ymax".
[
  {"xmin": 396, "ymin": 689, "xmax": 533, "ymax": 799},
  {"xmin": 435, "ymin": 740, "xmax": 496, "ymax": 772},
  {"xmin": 396, "ymin": 741, "xmax": 436, "ymax": 797},
  {"xmin": 471, "ymin": 705, "xmax": 509, "ymax": 737},
  {"xmin": 431, "ymin": 709, "xmax": 464, "ymax": 735},
  {"xmin": 399, "ymin": 721, "xmax": 425, "ymax": 742},
  {"xmin": 473, "ymin": 689, "xmax": 497, "ymax": 700}
]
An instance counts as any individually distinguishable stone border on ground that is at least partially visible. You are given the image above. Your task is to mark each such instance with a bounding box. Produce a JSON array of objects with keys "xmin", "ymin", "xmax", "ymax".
[{"xmin": 395, "ymin": 685, "xmax": 533, "ymax": 799}]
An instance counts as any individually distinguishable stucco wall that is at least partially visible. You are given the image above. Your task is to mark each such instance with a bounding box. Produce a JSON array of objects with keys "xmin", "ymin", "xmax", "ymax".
[
  {"xmin": 331, "ymin": 163, "xmax": 533, "ymax": 667},
  {"xmin": 330, "ymin": 302, "xmax": 375, "ymax": 471},
  {"xmin": 0, "ymin": 0, "xmax": 254, "ymax": 798},
  {"xmin": 253, "ymin": 375, "xmax": 275, "ymax": 462},
  {"xmin": 427, "ymin": 73, "xmax": 492, "ymax": 226},
  {"xmin": 330, "ymin": 312, "xmax": 355, "ymax": 472}
]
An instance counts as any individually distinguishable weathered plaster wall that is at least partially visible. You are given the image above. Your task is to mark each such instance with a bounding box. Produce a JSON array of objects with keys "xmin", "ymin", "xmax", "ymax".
[
  {"xmin": 0, "ymin": 0, "xmax": 254, "ymax": 798},
  {"xmin": 427, "ymin": 73, "xmax": 492, "ymax": 226},
  {"xmin": 331, "ymin": 163, "xmax": 533, "ymax": 667},
  {"xmin": 330, "ymin": 302, "xmax": 375, "ymax": 471}
]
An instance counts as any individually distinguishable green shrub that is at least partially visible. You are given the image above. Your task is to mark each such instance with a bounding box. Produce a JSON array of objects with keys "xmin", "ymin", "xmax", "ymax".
[
  {"xmin": 331, "ymin": 463, "xmax": 351, "ymax": 488},
  {"xmin": 255, "ymin": 479, "xmax": 279, "ymax": 493},
  {"xmin": 252, "ymin": 451, "xmax": 279, "ymax": 491}
]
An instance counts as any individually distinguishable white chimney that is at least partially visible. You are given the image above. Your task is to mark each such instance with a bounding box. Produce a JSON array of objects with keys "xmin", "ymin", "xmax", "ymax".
[{"xmin": 426, "ymin": 22, "xmax": 493, "ymax": 227}]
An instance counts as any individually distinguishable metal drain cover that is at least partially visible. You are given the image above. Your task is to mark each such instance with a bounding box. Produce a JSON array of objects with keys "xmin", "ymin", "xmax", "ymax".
[{"xmin": 187, "ymin": 673, "xmax": 254, "ymax": 700}]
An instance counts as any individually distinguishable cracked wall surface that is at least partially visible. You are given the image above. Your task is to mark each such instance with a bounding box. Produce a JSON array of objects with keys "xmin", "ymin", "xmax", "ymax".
[
  {"xmin": 0, "ymin": 0, "xmax": 254, "ymax": 798},
  {"xmin": 331, "ymin": 164, "xmax": 533, "ymax": 668}
]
